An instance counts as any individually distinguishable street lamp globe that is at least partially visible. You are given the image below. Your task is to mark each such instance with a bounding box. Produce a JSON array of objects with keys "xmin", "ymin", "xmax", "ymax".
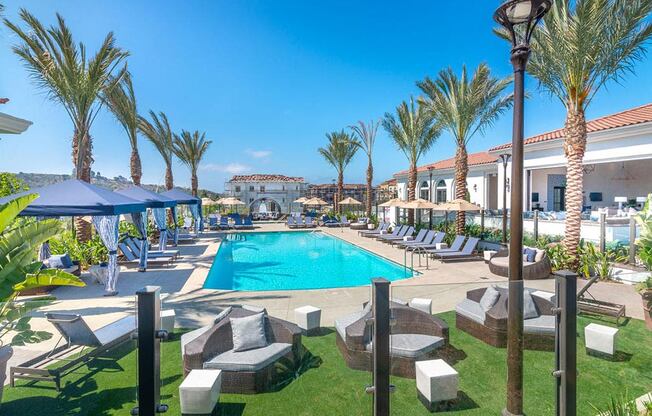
[{"xmin": 494, "ymin": 0, "xmax": 552, "ymax": 47}]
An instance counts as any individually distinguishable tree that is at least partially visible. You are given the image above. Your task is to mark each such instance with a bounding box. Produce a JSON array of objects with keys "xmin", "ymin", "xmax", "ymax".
[
  {"xmin": 418, "ymin": 64, "xmax": 513, "ymax": 234},
  {"xmin": 138, "ymin": 111, "xmax": 174, "ymax": 190},
  {"xmin": 496, "ymin": 0, "xmax": 652, "ymax": 263},
  {"xmin": 102, "ymin": 71, "xmax": 142, "ymax": 185},
  {"xmin": 5, "ymin": 10, "xmax": 128, "ymax": 241},
  {"xmin": 172, "ymin": 130, "xmax": 212, "ymax": 196},
  {"xmin": 382, "ymin": 97, "xmax": 440, "ymax": 225},
  {"xmin": 0, "ymin": 173, "xmax": 28, "ymax": 198},
  {"xmin": 350, "ymin": 120, "xmax": 380, "ymax": 218},
  {"xmin": 318, "ymin": 131, "xmax": 359, "ymax": 214}
]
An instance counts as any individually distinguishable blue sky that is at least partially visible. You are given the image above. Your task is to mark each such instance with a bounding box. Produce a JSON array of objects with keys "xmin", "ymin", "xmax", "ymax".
[{"xmin": 2, "ymin": 1, "xmax": 652, "ymax": 192}]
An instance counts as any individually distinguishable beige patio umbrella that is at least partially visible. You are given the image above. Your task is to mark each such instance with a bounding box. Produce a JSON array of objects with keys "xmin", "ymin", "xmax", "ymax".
[
  {"xmin": 338, "ymin": 196, "xmax": 362, "ymax": 215},
  {"xmin": 378, "ymin": 197, "xmax": 403, "ymax": 207},
  {"xmin": 303, "ymin": 197, "xmax": 329, "ymax": 206},
  {"xmin": 293, "ymin": 197, "xmax": 309, "ymax": 204},
  {"xmin": 217, "ymin": 197, "xmax": 245, "ymax": 214},
  {"xmin": 433, "ymin": 199, "xmax": 482, "ymax": 231},
  {"xmin": 397, "ymin": 198, "xmax": 439, "ymax": 227},
  {"xmin": 201, "ymin": 197, "xmax": 218, "ymax": 206}
]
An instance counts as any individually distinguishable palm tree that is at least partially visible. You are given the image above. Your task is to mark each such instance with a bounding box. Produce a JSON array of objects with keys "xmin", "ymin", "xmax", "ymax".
[
  {"xmin": 382, "ymin": 97, "xmax": 440, "ymax": 225},
  {"xmin": 318, "ymin": 131, "xmax": 359, "ymax": 214},
  {"xmin": 172, "ymin": 130, "xmax": 212, "ymax": 196},
  {"xmin": 102, "ymin": 71, "xmax": 142, "ymax": 185},
  {"xmin": 350, "ymin": 120, "xmax": 380, "ymax": 218},
  {"xmin": 496, "ymin": 0, "xmax": 652, "ymax": 263},
  {"xmin": 5, "ymin": 10, "xmax": 128, "ymax": 241},
  {"xmin": 418, "ymin": 64, "xmax": 513, "ymax": 234},
  {"xmin": 138, "ymin": 111, "xmax": 175, "ymax": 190}
]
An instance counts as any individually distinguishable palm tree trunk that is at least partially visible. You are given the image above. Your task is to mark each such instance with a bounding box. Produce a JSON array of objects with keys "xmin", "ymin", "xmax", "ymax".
[
  {"xmin": 72, "ymin": 129, "xmax": 93, "ymax": 242},
  {"xmin": 337, "ymin": 171, "xmax": 344, "ymax": 214},
  {"xmin": 562, "ymin": 108, "xmax": 587, "ymax": 265},
  {"xmin": 191, "ymin": 172, "xmax": 198, "ymax": 197},
  {"xmin": 454, "ymin": 145, "xmax": 468, "ymax": 234},
  {"xmin": 366, "ymin": 155, "xmax": 373, "ymax": 218},
  {"xmin": 165, "ymin": 164, "xmax": 174, "ymax": 190},
  {"xmin": 130, "ymin": 148, "xmax": 142, "ymax": 186},
  {"xmin": 407, "ymin": 163, "xmax": 417, "ymax": 225}
]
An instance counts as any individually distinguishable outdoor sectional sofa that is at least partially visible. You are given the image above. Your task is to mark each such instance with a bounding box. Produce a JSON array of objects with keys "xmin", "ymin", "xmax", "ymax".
[
  {"xmin": 182, "ymin": 306, "xmax": 302, "ymax": 394},
  {"xmin": 488, "ymin": 247, "xmax": 552, "ymax": 280},
  {"xmin": 455, "ymin": 286, "xmax": 556, "ymax": 351},
  {"xmin": 335, "ymin": 300, "xmax": 449, "ymax": 378}
]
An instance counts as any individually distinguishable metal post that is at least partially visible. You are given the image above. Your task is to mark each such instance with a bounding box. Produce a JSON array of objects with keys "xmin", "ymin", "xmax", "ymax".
[
  {"xmin": 481, "ymin": 209, "xmax": 485, "ymax": 238},
  {"xmin": 599, "ymin": 213, "xmax": 606, "ymax": 253},
  {"xmin": 429, "ymin": 169, "xmax": 434, "ymax": 228},
  {"xmin": 533, "ymin": 209, "xmax": 539, "ymax": 241},
  {"xmin": 554, "ymin": 271, "xmax": 577, "ymax": 416},
  {"xmin": 371, "ymin": 278, "xmax": 390, "ymax": 416},
  {"xmin": 501, "ymin": 154, "xmax": 511, "ymax": 244},
  {"xmin": 629, "ymin": 217, "xmax": 637, "ymax": 264},
  {"xmin": 132, "ymin": 286, "xmax": 168, "ymax": 416}
]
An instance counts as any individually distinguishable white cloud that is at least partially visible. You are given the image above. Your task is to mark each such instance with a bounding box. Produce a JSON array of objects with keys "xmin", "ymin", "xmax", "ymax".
[
  {"xmin": 200, "ymin": 162, "xmax": 251, "ymax": 174},
  {"xmin": 245, "ymin": 149, "xmax": 272, "ymax": 159}
]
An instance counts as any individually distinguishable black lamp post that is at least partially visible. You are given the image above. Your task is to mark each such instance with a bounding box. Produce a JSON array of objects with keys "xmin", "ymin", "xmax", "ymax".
[
  {"xmin": 428, "ymin": 167, "xmax": 434, "ymax": 229},
  {"xmin": 499, "ymin": 153, "xmax": 512, "ymax": 244},
  {"xmin": 494, "ymin": 1, "xmax": 551, "ymax": 416}
]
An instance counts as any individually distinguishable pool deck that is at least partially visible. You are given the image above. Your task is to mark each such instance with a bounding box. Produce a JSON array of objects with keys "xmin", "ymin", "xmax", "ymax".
[{"xmin": 6, "ymin": 222, "xmax": 644, "ymax": 383}]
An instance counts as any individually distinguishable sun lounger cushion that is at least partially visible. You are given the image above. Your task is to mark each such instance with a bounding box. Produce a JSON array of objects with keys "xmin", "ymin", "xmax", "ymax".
[
  {"xmin": 524, "ymin": 315, "xmax": 555, "ymax": 335},
  {"xmin": 204, "ymin": 342, "xmax": 292, "ymax": 372},
  {"xmin": 479, "ymin": 285, "xmax": 500, "ymax": 312},
  {"xmin": 365, "ymin": 334, "xmax": 444, "ymax": 359},
  {"xmin": 455, "ymin": 298, "xmax": 486, "ymax": 324},
  {"xmin": 230, "ymin": 312, "xmax": 267, "ymax": 352},
  {"xmin": 94, "ymin": 315, "xmax": 137, "ymax": 346}
]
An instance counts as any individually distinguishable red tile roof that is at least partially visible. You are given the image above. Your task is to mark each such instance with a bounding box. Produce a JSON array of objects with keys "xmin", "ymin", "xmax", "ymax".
[
  {"xmin": 229, "ymin": 174, "xmax": 304, "ymax": 183},
  {"xmin": 393, "ymin": 151, "xmax": 497, "ymax": 177},
  {"xmin": 489, "ymin": 103, "xmax": 652, "ymax": 152}
]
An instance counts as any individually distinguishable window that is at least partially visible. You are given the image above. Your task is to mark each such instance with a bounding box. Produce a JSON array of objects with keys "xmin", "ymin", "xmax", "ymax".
[
  {"xmin": 249, "ymin": 186, "xmax": 254, "ymax": 192},
  {"xmin": 249, "ymin": 198, "xmax": 254, "ymax": 203},
  {"xmin": 282, "ymin": 185, "xmax": 285, "ymax": 191},
  {"xmin": 419, "ymin": 180, "xmax": 430, "ymax": 201},
  {"xmin": 260, "ymin": 185, "xmax": 265, "ymax": 192},
  {"xmin": 435, "ymin": 180, "xmax": 447, "ymax": 203},
  {"xmin": 234, "ymin": 186, "xmax": 241, "ymax": 193}
]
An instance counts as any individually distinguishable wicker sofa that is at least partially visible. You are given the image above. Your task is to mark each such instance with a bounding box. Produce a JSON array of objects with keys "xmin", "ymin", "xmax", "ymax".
[
  {"xmin": 182, "ymin": 306, "xmax": 302, "ymax": 394},
  {"xmin": 335, "ymin": 301, "xmax": 449, "ymax": 378},
  {"xmin": 455, "ymin": 286, "xmax": 555, "ymax": 351},
  {"xmin": 488, "ymin": 247, "xmax": 552, "ymax": 280}
]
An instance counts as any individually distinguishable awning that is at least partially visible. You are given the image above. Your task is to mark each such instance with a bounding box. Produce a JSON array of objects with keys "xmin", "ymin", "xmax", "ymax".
[
  {"xmin": 160, "ymin": 188, "xmax": 200, "ymax": 205},
  {"xmin": 115, "ymin": 185, "xmax": 177, "ymax": 208}
]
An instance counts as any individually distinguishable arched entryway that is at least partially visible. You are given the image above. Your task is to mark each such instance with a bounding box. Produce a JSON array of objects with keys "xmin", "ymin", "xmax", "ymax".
[{"xmin": 250, "ymin": 198, "xmax": 282, "ymax": 214}]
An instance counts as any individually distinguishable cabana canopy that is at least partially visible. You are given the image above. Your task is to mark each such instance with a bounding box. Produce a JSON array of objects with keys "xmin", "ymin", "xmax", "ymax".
[
  {"xmin": 160, "ymin": 188, "xmax": 200, "ymax": 205},
  {"xmin": 0, "ymin": 179, "xmax": 146, "ymax": 217},
  {"xmin": 115, "ymin": 185, "xmax": 177, "ymax": 208}
]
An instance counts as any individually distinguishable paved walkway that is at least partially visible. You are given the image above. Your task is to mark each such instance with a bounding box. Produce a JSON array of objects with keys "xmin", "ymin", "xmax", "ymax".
[{"xmin": 6, "ymin": 222, "xmax": 643, "ymax": 383}]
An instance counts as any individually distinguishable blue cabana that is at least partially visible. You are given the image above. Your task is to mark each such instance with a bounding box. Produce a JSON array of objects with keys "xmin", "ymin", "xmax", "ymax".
[
  {"xmin": 160, "ymin": 188, "xmax": 202, "ymax": 243},
  {"xmin": 115, "ymin": 186, "xmax": 178, "ymax": 261},
  {"xmin": 0, "ymin": 179, "xmax": 147, "ymax": 296}
]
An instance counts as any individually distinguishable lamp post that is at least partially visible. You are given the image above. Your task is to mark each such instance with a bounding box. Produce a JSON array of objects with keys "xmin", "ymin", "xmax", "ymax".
[
  {"xmin": 499, "ymin": 154, "xmax": 512, "ymax": 244},
  {"xmin": 428, "ymin": 167, "xmax": 434, "ymax": 229},
  {"xmin": 494, "ymin": 1, "xmax": 551, "ymax": 416}
]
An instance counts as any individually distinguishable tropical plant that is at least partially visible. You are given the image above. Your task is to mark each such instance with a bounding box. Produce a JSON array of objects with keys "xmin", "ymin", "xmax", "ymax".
[
  {"xmin": 102, "ymin": 71, "xmax": 142, "ymax": 185},
  {"xmin": 382, "ymin": 97, "xmax": 440, "ymax": 225},
  {"xmin": 5, "ymin": 10, "xmax": 128, "ymax": 241},
  {"xmin": 635, "ymin": 194, "xmax": 652, "ymax": 271},
  {"xmin": 350, "ymin": 120, "xmax": 380, "ymax": 218},
  {"xmin": 545, "ymin": 243, "xmax": 572, "ymax": 272},
  {"xmin": 418, "ymin": 64, "xmax": 512, "ymax": 234},
  {"xmin": 49, "ymin": 230, "xmax": 108, "ymax": 270},
  {"xmin": 138, "ymin": 111, "xmax": 175, "ymax": 190},
  {"xmin": 172, "ymin": 130, "xmax": 212, "ymax": 196},
  {"xmin": 590, "ymin": 392, "xmax": 646, "ymax": 416},
  {"xmin": 0, "ymin": 173, "xmax": 28, "ymax": 198},
  {"xmin": 496, "ymin": 0, "xmax": 652, "ymax": 265},
  {"xmin": 318, "ymin": 131, "xmax": 359, "ymax": 213},
  {"xmin": 0, "ymin": 194, "xmax": 84, "ymax": 347}
]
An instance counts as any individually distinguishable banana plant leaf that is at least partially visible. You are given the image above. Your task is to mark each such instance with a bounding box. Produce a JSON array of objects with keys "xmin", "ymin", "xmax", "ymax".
[
  {"xmin": 13, "ymin": 268, "xmax": 84, "ymax": 292},
  {"xmin": 0, "ymin": 194, "xmax": 38, "ymax": 232}
]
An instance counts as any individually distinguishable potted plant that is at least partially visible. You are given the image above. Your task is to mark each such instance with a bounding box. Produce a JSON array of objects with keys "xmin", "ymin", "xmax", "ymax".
[
  {"xmin": 635, "ymin": 194, "xmax": 652, "ymax": 329},
  {"xmin": 636, "ymin": 277, "xmax": 652, "ymax": 331},
  {"xmin": 0, "ymin": 194, "xmax": 84, "ymax": 402}
]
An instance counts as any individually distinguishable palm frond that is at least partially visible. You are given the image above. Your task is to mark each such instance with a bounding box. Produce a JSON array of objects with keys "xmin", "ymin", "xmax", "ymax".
[
  {"xmin": 172, "ymin": 130, "xmax": 212, "ymax": 175},
  {"xmin": 102, "ymin": 69, "xmax": 138, "ymax": 149},
  {"xmin": 317, "ymin": 131, "xmax": 359, "ymax": 174},
  {"xmin": 138, "ymin": 110, "xmax": 174, "ymax": 165}
]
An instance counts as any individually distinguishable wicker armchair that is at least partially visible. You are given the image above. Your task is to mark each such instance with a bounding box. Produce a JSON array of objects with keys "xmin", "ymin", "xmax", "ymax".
[
  {"xmin": 183, "ymin": 307, "xmax": 302, "ymax": 394},
  {"xmin": 488, "ymin": 247, "xmax": 552, "ymax": 280},
  {"xmin": 335, "ymin": 302, "xmax": 449, "ymax": 378}
]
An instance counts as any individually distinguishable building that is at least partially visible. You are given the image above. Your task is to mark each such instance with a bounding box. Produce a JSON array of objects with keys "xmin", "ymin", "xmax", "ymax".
[
  {"xmin": 376, "ymin": 178, "xmax": 398, "ymax": 202},
  {"xmin": 225, "ymin": 174, "xmax": 308, "ymax": 214},
  {"xmin": 308, "ymin": 183, "xmax": 371, "ymax": 206}
]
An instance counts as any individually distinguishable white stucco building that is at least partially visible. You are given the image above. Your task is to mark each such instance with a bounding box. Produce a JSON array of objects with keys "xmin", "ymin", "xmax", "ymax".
[{"xmin": 225, "ymin": 174, "xmax": 308, "ymax": 214}]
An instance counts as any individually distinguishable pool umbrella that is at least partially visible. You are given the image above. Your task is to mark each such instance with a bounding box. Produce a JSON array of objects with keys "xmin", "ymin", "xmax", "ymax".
[
  {"xmin": 303, "ymin": 197, "xmax": 328, "ymax": 206},
  {"xmin": 433, "ymin": 199, "xmax": 481, "ymax": 232},
  {"xmin": 201, "ymin": 197, "xmax": 218, "ymax": 206},
  {"xmin": 398, "ymin": 198, "xmax": 438, "ymax": 228},
  {"xmin": 292, "ymin": 196, "xmax": 308, "ymax": 214},
  {"xmin": 378, "ymin": 198, "xmax": 403, "ymax": 224},
  {"xmin": 339, "ymin": 197, "xmax": 362, "ymax": 216},
  {"xmin": 218, "ymin": 197, "xmax": 245, "ymax": 215}
]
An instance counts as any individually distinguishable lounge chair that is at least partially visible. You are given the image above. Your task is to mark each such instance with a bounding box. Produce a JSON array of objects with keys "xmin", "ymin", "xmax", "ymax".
[
  {"xmin": 324, "ymin": 216, "xmax": 342, "ymax": 227},
  {"xmin": 233, "ymin": 217, "xmax": 244, "ymax": 229},
  {"xmin": 286, "ymin": 216, "xmax": 297, "ymax": 228},
  {"xmin": 350, "ymin": 218, "xmax": 369, "ymax": 230},
  {"xmin": 359, "ymin": 222, "xmax": 388, "ymax": 237},
  {"xmin": 340, "ymin": 216, "xmax": 350, "ymax": 227},
  {"xmin": 421, "ymin": 235, "xmax": 465, "ymax": 254},
  {"xmin": 401, "ymin": 230, "xmax": 438, "ymax": 250},
  {"xmin": 378, "ymin": 225, "xmax": 413, "ymax": 243},
  {"xmin": 118, "ymin": 243, "xmax": 174, "ymax": 267},
  {"xmin": 431, "ymin": 237, "xmax": 480, "ymax": 261},
  {"xmin": 242, "ymin": 217, "xmax": 255, "ymax": 229},
  {"xmin": 125, "ymin": 236, "xmax": 180, "ymax": 259},
  {"xmin": 577, "ymin": 275, "xmax": 626, "ymax": 324},
  {"xmin": 170, "ymin": 229, "xmax": 197, "ymax": 243},
  {"xmin": 10, "ymin": 313, "xmax": 136, "ymax": 390},
  {"xmin": 305, "ymin": 216, "xmax": 317, "ymax": 228},
  {"xmin": 374, "ymin": 224, "xmax": 404, "ymax": 240},
  {"xmin": 219, "ymin": 217, "xmax": 231, "ymax": 229},
  {"xmin": 392, "ymin": 228, "xmax": 427, "ymax": 247}
]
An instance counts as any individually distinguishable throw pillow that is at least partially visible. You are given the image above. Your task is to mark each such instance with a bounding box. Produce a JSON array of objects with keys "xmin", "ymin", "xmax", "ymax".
[
  {"xmin": 60, "ymin": 253, "xmax": 74, "ymax": 268},
  {"xmin": 231, "ymin": 312, "xmax": 267, "ymax": 352},
  {"xmin": 479, "ymin": 285, "xmax": 500, "ymax": 311},
  {"xmin": 47, "ymin": 255, "xmax": 65, "ymax": 269},
  {"xmin": 524, "ymin": 248, "xmax": 537, "ymax": 263},
  {"xmin": 523, "ymin": 290, "xmax": 539, "ymax": 319}
]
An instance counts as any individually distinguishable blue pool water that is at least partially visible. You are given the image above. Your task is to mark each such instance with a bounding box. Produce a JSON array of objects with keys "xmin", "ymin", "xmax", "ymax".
[{"xmin": 203, "ymin": 231, "xmax": 412, "ymax": 291}]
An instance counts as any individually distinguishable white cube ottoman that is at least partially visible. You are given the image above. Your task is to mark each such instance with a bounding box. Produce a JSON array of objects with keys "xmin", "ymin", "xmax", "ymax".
[
  {"xmin": 294, "ymin": 305, "xmax": 321, "ymax": 334},
  {"xmin": 483, "ymin": 250, "xmax": 497, "ymax": 262},
  {"xmin": 160, "ymin": 309, "xmax": 176, "ymax": 334},
  {"xmin": 435, "ymin": 243, "xmax": 448, "ymax": 250},
  {"xmin": 179, "ymin": 369, "xmax": 222, "ymax": 414},
  {"xmin": 585, "ymin": 323, "xmax": 618, "ymax": 358},
  {"xmin": 409, "ymin": 298, "xmax": 432, "ymax": 315},
  {"xmin": 416, "ymin": 359, "xmax": 458, "ymax": 411}
]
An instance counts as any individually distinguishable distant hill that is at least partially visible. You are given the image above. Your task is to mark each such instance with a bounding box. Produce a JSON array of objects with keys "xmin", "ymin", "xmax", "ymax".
[{"xmin": 12, "ymin": 171, "xmax": 221, "ymax": 199}]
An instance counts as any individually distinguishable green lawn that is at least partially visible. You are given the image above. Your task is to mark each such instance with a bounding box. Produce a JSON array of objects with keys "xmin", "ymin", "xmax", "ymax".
[{"xmin": 2, "ymin": 312, "xmax": 651, "ymax": 415}]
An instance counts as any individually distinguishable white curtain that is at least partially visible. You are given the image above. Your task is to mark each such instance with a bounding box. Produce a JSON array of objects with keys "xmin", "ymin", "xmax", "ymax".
[
  {"xmin": 152, "ymin": 207, "xmax": 168, "ymax": 251},
  {"xmin": 131, "ymin": 210, "xmax": 149, "ymax": 271},
  {"xmin": 171, "ymin": 206, "xmax": 179, "ymax": 245},
  {"xmin": 92, "ymin": 215, "xmax": 120, "ymax": 293},
  {"xmin": 189, "ymin": 203, "xmax": 201, "ymax": 233}
]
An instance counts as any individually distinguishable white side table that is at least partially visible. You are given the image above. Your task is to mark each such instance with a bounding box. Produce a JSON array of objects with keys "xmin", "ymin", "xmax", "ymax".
[
  {"xmin": 160, "ymin": 309, "xmax": 176, "ymax": 334},
  {"xmin": 585, "ymin": 323, "xmax": 618, "ymax": 358},
  {"xmin": 409, "ymin": 298, "xmax": 432, "ymax": 315},
  {"xmin": 435, "ymin": 243, "xmax": 448, "ymax": 250},
  {"xmin": 179, "ymin": 369, "xmax": 222, "ymax": 414},
  {"xmin": 294, "ymin": 305, "xmax": 321, "ymax": 335},
  {"xmin": 483, "ymin": 250, "xmax": 497, "ymax": 262},
  {"xmin": 416, "ymin": 359, "xmax": 459, "ymax": 411}
]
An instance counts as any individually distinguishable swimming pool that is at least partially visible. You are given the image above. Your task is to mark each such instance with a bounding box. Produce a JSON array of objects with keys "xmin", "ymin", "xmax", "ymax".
[{"xmin": 203, "ymin": 231, "xmax": 412, "ymax": 291}]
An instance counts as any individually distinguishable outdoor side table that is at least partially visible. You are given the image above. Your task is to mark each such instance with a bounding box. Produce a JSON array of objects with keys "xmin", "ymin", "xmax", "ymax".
[
  {"xmin": 585, "ymin": 323, "xmax": 619, "ymax": 358},
  {"xmin": 415, "ymin": 359, "xmax": 459, "ymax": 411},
  {"xmin": 179, "ymin": 369, "xmax": 222, "ymax": 414},
  {"xmin": 160, "ymin": 309, "xmax": 176, "ymax": 334},
  {"xmin": 294, "ymin": 305, "xmax": 321, "ymax": 335},
  {"xmin": 483, "ymin": 250, "xmax": 497, "ymax": 263}
]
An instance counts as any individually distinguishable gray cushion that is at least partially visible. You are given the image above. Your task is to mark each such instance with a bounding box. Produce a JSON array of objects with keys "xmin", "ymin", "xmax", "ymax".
[
  {"xmin": 491, "ymin": 257, "xmax": 535, "ymax": 267},
  {"xmin": 335, "ymin": 310, "xmax": 367, "ymax": 340},
  {"xmin": 524, "ymin": 315, "xmax": 555, "ymax": 335},
  {"xmin": 523, "ymin": 290, "xmax": 539, "ymax": 319},
  {"xmin": 479, "ymin": 286, "xmax": 500, "ymax": 311},
  {"xmin": 455, "ymin": 298, "xmax": 486, "ymax": 324},
  {"xmin": 230, "ymin": 312, "xmax": 267, "ymax": 352},
  {"xmin": 534, "ymin": 249, "xmax": 545, "ymax": 262},
  {"xmin": 214, "ymin": 307, "xmax": 232, "ymax": 324},
  {"xmin": 204, "ymin": 342, "xmax": 292, "ymax": 372},
  {"xmin": 365, "ymin": 334, "xmax": 444, "ymax": 358}
]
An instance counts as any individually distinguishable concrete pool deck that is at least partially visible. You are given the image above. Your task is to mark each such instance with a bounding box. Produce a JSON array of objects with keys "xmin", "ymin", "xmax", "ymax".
[{"xmin": 6, "ymin": 222, "xmax": 644, "ymax": 383}]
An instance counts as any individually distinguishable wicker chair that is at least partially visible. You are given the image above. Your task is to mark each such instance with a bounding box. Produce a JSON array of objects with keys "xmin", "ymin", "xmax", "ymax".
[
  {"xmin": 335, "ymin": 302, "xmax": 449, "ymax": 378},
  {"xmin": 182, "ymin": 307, "xmax": 302, "ymax": 394},
  {"xmin": 455, "ymin": 286, "xmax": 555, "ymax": 351},
  {"xmin": 488, "ymin": 247, "xmax": 552, "ymax": 280}
]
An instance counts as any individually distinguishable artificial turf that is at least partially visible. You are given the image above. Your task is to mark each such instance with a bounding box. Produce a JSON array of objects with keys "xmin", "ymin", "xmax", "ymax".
[{"xmin": 2, "ymin": 312, "xmax": 650, "ymax": 415}]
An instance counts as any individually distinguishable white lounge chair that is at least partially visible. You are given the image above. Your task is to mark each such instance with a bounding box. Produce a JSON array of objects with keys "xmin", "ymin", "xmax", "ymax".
[{"xmin": 432, "ymin": 237, "xmax": 480, "ymax": 261}]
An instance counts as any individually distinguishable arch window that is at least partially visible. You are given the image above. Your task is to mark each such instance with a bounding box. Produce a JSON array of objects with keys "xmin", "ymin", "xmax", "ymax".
[
  {"xmin": 435, "ymin": 180, "xmax": 447, "ymax": 203},
  {"xmin": 419, "ymin": 180, "xmax": 430, "ymax": 200}
]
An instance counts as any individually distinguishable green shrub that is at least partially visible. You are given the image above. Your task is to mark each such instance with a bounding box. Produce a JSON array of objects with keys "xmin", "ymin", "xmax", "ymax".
[{"xmin": 49, "ymin": 230, "xmax": 108, "ymax": 269}]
